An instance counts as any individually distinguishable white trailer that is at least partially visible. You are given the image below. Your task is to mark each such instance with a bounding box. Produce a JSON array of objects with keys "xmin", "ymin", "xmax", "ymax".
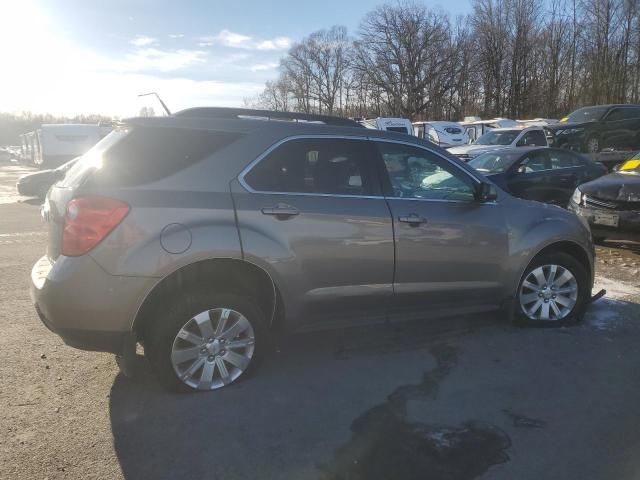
[
  {"xmin": 359, "ymin": 117, "xmax": 414, "ymax": 135},
  {"xmin": 34, "ymin": 124, "xmax": 110, "ymax": 168}
]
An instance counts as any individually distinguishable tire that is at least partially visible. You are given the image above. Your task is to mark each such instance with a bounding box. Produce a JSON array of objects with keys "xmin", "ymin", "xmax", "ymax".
[
  {"xmin": 514, "ymin": 252, "xmax": 590, "ymax": 327},
  {"xmin": 584, "ymin": 136, "xmax": 600, "ymax": 154},
  {"xmin": 146, "ymin": 288, "xmax": 268, "ymax": 393}
]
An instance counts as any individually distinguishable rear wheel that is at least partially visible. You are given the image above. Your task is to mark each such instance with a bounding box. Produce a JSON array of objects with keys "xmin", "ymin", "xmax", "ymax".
[
  {"xmin": 146, "ymin": 289, "xmax": 267, "ymax": 392},
  {"xmin": 515, "ymin": 252, "xmax": 590, "ymax": 326}
]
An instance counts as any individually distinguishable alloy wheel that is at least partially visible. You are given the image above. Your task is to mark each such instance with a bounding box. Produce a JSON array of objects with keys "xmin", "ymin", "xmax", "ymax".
[
  {"xmin": 519, "ymin": 264, "xmax": 578, "ymax": 321},
  {"xmin": 171, "ymin": 308, "xmax": 255, "ymax": 390}
]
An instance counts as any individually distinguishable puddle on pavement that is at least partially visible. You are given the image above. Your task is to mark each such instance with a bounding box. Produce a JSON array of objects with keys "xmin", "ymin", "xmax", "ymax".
[{"xmin": 323, "ymin": 344, "xmax": 511, "ymax": 480}]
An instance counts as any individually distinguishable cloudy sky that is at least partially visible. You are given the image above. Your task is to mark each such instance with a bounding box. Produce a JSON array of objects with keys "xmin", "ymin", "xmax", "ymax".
[{"xmin": 0, "ymin": 0, "xmax": 471, "ymax": 117}]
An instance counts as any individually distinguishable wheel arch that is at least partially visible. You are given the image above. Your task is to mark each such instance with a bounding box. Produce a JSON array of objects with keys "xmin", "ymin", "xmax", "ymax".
[
  {"xmin": 514, "ymin": 240, "xmax": 593, "ymax": 298},
  {"xmin": 133, "ymin": 258, "xmax": 282, "ymax": 342}
]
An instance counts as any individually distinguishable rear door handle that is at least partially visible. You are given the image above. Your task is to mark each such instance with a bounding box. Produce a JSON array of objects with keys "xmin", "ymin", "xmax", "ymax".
[
  {"xmin": 398, "ymin": 214, "xmax": 427, "ymax": 226},
  {"xmin": 261, "ymin": 204, "xmax": 299, "ymax": 218}
]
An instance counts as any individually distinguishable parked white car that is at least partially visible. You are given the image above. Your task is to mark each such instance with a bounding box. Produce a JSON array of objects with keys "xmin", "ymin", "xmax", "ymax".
[
  {"xmin": 461, "ymin": 118, "xmax": 519, "ymax": 144},
  {"xmin": 359, "ymin": 117, "xmax": 413, "ymax": 135},
  {"xmin": 448, "ymin": 126, "xmax": 549, "ymax": 161},
  {"xmin": 413, "ymin": 121, "xmax": 469, "ymax": 148}
]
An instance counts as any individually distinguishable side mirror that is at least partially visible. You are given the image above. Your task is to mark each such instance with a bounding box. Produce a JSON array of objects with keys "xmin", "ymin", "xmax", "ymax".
[
  {"xmin": 516, "ymin": 165, "xmax": 527, "ymax": 174},
  {"xmin": 475, "ymin": 182, "xmax": 498, "ymax": 202}
]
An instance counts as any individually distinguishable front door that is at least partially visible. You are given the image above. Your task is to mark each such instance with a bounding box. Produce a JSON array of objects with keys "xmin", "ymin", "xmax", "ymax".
[
  {"xmin": 373, "ymin": 140, "xmax": 509, "ymax": 320},
  {"xmin": 232, "ymin": 136, "xmax": 395, "ymax": 329},
  {"xmin": 506, "ymin": 150, "xmax": 550, "ymax": 202}
]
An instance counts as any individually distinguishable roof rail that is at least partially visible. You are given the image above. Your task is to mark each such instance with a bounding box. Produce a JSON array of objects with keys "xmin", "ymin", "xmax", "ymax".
[{"xmin": 173, "ymin": 107, "xmax": 362, "ymax": 127}]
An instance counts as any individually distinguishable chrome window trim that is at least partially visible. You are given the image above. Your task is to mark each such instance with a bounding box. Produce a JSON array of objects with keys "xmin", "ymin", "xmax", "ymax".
[
  {"xmin": 238, "ymin": 134, "xmax": 382, "ymax": 199},
  {"xmin": 237, "ymin": 134, "xmax": 497, "ymax": 205}
]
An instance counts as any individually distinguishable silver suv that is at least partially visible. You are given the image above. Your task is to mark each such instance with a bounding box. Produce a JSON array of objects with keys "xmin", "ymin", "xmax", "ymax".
[{"xmin": 31, "ymin": 108, "xmax": 595, "ymax": 392}]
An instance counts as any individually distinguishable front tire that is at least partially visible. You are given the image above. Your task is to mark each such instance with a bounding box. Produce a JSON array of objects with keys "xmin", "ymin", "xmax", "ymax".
[
  {"xmin": 514, "ymin": 252, "xmax": 590, "ymax": 327},
  {"xmin": 146, "ymin": 289, "xmax": 268, "ymax": 392},
  {"xmin": 584, "ymin": 136, "xmax": 600, "ymax": 154}
]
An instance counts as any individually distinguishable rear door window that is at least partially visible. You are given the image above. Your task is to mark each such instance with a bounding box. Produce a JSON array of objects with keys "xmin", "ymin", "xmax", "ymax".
[
  {"xmin": 549, "ymin": 150, "xmax": 584, "ymax": 169},
  {"xmin": 243, "ymin": 138, "xmax": 375, "ymax": 196}
]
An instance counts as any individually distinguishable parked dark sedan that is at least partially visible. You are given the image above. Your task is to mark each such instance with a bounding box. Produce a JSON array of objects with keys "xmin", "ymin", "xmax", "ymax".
[
  {"xmin": 469, "ymin": 147, "xmax": 607, "ymax": 206},
  {"xmin": 16, "ymin": 157, "xmax": 80, "ymax": 199},
  {"xmin": 569, "ymin": 157, "xmax": 640, "ymax": 242},
  {"xmin": 547, "ymin": 104, "xmax": 640, "ymax": 153}
]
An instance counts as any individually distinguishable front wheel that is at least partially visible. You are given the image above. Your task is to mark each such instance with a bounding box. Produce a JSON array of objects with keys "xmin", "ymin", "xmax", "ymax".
[
  {"xmin": 515, "ymin": 252, "xmax": 590, "ymax": 326},
  {"xmin": 584, "ymin": 136, "xmax": 600, "ymax": 154},
  {"xmin": 146, "ymin": 290, "xmax": 267, "ymax": 392}
]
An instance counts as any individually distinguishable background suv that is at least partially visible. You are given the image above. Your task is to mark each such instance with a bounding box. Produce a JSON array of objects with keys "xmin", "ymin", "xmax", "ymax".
[
  {"xmin": 548, "ymin": 104, "xmax": 640, "ymax": 153},
  {"xmin": 31, "ymin": 108, "xmax": 595, "ymax": 392}
]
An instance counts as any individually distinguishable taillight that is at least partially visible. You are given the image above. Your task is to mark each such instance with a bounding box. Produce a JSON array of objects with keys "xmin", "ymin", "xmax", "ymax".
[{"xmin": 62, "ymin": 196, "xmax": 130, "ymax": 256}]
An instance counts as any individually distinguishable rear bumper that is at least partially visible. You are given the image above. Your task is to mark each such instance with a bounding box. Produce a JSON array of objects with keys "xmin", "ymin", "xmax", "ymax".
[
  {"xmin": 30, "ymin": 254, "xmax": 156, "ymax": 354},
  {"xmin": 569, "ymin": 201, "xmax": 640, "ymax": 241}
]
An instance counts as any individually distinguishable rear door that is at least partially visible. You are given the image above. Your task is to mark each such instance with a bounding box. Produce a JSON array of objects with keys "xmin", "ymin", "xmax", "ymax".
[
  {"xmin": 373, "ymin": 140, "xmax": 509, "ymax": 320},
  {"xmin": 547, "ymin": 149, "xmax": 587, "ymax": 205},
  {"xmin": 232, "ymin": 136, "xmax": 395, "ymax": 329}
]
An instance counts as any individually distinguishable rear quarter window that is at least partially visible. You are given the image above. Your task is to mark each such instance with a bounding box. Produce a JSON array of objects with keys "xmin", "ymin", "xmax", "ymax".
[{"xmin": 89, "ymin": 127, "xmax": 242, "ymax": 187}]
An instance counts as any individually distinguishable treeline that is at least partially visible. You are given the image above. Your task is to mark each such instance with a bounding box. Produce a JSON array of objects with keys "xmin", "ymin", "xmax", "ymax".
[
  {"xmin": 248, "ymin": 0, "xmax": 640, "ymax": 121},
  {"xmin": 0, "ymin": 112, "xmax": 112, "ymax": 146}
]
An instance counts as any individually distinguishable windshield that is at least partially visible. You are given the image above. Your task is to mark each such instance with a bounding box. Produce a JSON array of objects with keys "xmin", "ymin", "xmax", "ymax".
[
  {"xmin": 468, "ymin": 151, "xmax": 521, "ymax": 173},
  {"xmin": 565, "ymin": 106, "xmax": 608, "ymax": 123},
  {"xmin": 474, "ymin": 130, "xmax": 520, "ymax": 145}
]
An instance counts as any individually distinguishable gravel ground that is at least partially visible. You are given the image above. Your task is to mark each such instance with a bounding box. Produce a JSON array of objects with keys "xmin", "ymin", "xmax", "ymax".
[{"xmin": 1, "ymin": 163, "xmax": 639, "ymax": 480}]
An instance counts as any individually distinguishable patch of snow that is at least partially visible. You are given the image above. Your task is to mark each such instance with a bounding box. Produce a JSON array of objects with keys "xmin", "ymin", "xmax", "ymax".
[{"xmin": 593, "ymin": 276, "xmax": 640, "ymax": 301}]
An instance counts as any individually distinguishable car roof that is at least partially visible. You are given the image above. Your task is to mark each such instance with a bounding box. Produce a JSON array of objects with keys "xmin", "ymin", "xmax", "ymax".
[{"xmin": 121, "ymin": 108, "xmax": 427, "ymax": 145}]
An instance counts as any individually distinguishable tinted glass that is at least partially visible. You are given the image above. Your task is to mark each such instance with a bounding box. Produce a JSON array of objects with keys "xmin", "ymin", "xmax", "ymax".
[
  {"xmin": 549, "ymin": 150, "xmax": 583, "ymax": 168},
  {"xmin": 469, "ymin": 151, "xmax": 521, "ymax": 173},
  {"xmin": 606, "ymin": 109, "xmax": 624, "ymax": 122},
  {"xmin": 520, "ymin": 152, "xmax": 549, "ymax": 172},
  {"xmin": 566, "ymin": 106, "xmax": 608, "ymax": 122},
  {"xmin": 387, "ymin": 126, "xmax": 410, "ymax": 134},
  {"xmin": 244, "ymin": 138, "xmax": 372, "ymax": 196},
  {"xmin": 622, "ymin": 107, "xmax": 640, "ymax": 120},
  {"xmin": 81, "ymin": 127, "xmax": 241, "ymax": 187},
  {"xmin": 475, "ymin": 130, "xmax": 519, "ymax": 145},
  {"xmin": 376, "ymin": 142, "xmax": 475, "ymax": 201},
  {"xmin": 520, "ymin": 130, "xmax": 547, "ymax": 146}
]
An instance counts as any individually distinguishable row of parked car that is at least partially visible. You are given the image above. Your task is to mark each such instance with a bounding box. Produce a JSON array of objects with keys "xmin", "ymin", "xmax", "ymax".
[{"xmin": 361, "ymin": 104, "xmax": 640, "ymax": 155}]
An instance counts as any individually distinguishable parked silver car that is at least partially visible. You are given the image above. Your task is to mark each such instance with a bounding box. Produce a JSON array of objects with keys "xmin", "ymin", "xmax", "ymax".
[{"xmin": 31, "ymin": 108, "xmax": 595, "ymax": 392}]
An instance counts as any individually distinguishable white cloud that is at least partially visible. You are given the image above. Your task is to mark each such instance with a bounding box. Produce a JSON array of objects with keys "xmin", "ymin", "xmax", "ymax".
[
  {"xmin": 169, "ymin": 33, "xmax": 184, "ymax": 39},
  {"xmin": 205, "ymin": 29, "xmax": 291, "ymax": 51},
  {"xmin": 256, "ymin": 37, "xmax": 291, "ymax": 51},
  {"xmin": 130, "ymin": 35, "xmax": 156, "ymax": 47},
  {"xmin": 122, "ymin": 48, "xmax": 207, "ymax": 72},
  {"xmin": 250, "ymin": 62, "xmax": 279, "ymax": 72}
]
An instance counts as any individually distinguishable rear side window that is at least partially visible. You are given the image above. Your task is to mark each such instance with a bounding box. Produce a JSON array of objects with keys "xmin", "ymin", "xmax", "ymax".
[
  {"xmin": 244, "ymin": 138, "xmax": 373, "ymax": 196},
  {"xmin": 520, "ymin": 130, "xmax": 547, "ymax": 146},
  {"xmin": 91, "ymin": 127, "xmax": 241, "ymax": 187},
  {"xmin": 387, "ymin": 126, "xmax": 410, "ymax": 134},
  {"xmin": 622, "ymin": 107, "xmax": 640, "ymax": 120},
  {"xmin": 549, "ymin": 150, "xmax": 584, "ymax": 168}
]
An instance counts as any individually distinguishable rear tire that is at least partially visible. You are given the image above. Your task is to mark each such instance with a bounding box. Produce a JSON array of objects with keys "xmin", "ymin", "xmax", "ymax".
[
  {"xmin": 146, "ymin": 288, "xmax": 268, "ymax": 393},
  {"xmin": 514, "ymin": 252, "xmax": 590, "ymax": 327}
]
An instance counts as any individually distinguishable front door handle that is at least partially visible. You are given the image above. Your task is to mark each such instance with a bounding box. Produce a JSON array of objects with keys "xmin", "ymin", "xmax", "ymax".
[
  {"xmin": 261, "ymin": 204, "xmax": 299, "ymax": 218},
  {"xmin": 398, "ymin": 213, "xmax": 427, "ymax": 226}
]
